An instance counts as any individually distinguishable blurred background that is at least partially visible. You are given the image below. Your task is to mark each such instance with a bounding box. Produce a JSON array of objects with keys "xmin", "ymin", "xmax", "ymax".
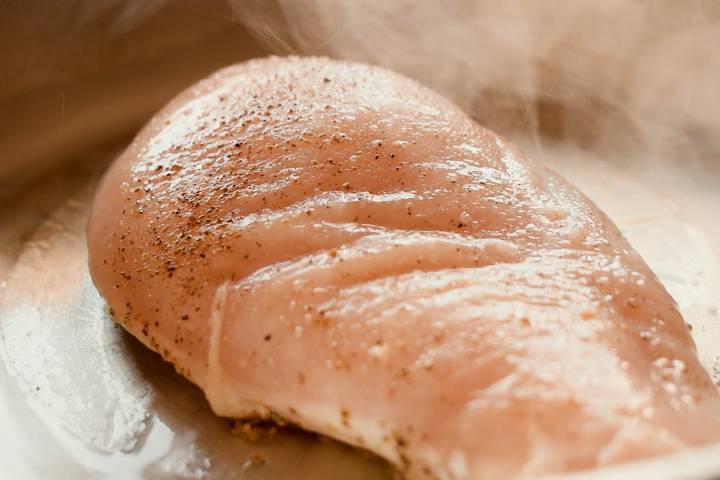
[{"xmin": 1, "ymin": 1, "xmax": 720, "ymax": 479}]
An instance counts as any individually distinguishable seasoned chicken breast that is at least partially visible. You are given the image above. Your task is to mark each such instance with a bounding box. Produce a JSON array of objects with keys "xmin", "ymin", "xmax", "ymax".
[{"xmin": 87, "ymin": 56, "xmax": 720, "ymax": 479}]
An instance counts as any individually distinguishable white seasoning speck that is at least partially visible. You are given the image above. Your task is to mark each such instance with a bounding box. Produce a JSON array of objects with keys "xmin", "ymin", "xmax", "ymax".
[{"xmin": 368, "ymin": 344, "xmax": 389, "ymax": 360}]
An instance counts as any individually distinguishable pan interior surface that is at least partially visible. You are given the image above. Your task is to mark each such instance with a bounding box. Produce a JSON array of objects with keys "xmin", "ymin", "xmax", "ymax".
[{"xmin": 1, "ymin": 2, "xmax": 720, "ymax": 478}]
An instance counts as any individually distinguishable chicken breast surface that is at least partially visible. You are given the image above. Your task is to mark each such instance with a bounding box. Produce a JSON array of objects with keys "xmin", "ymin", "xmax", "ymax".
[{"xmin": 87, "ymin": 57, "xmax": 720, "ymax": 479}]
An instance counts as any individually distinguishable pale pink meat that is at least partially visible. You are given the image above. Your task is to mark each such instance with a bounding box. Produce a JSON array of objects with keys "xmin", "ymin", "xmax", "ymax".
[{"xmin": 87, "ymin": 57, "xmax": 720, "ymax": 479}]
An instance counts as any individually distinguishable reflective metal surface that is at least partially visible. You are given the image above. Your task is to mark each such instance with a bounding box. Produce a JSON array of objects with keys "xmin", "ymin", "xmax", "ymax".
[{"xmin": 1, "ymin": 1, "xmax": 719, "ymax": 479}]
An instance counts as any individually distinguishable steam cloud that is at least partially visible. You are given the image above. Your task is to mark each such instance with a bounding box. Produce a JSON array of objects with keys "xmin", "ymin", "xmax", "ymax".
[
  {"xmin": 59, "ymin": 0, "xmax": 720, "ymax": 166},
  {"xmin": 232, "ymin": 0, "xmax": 720, "ymax": 166}
]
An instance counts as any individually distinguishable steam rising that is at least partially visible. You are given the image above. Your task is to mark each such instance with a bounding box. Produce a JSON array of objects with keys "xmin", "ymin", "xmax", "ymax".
[
  {"xmin": 54, "ymin": 0, "xmax": 720, "ymax": 165},
  {"xmin": 233, "ymin": 0, "xmax": 720, "ymax": 165}
]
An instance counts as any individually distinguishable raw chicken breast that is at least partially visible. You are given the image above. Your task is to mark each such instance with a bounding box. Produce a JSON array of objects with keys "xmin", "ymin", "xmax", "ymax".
[{"xmin": 87, "ymin": 57, "xmax": 720, "ymax": 479}]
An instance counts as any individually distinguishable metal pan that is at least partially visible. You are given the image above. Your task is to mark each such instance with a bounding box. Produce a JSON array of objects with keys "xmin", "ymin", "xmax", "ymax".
[{"xmin": 1, "ymin": 2, "xmax": 718, "ymax": 478}]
